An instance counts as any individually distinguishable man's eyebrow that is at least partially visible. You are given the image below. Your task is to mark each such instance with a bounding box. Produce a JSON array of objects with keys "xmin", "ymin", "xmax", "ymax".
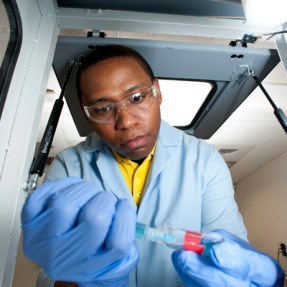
[
  {"xmin": 124, "ymin": 83, "xmax": 147, "ymax": 94},
  {"xmin": 85, "ymin": 83, "xmax": 149, "ymax": 106},
  {"xmin": 85, "ymin": 97, "xmax": 112, "ymax": 106}
]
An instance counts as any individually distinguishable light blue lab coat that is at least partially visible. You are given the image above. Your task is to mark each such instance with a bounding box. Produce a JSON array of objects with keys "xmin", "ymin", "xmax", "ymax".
[{"xmin": 41, "ymin": 120, "xmax": 247, "ymax": 287}]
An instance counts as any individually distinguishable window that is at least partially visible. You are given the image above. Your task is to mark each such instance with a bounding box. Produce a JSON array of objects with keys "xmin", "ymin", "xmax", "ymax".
[
  {"xmin": 159, "ymin": 79, "xmax": 213, "ymax": 126},
  {"xmin": 0, "ymin": 0, "xmax": 22, "ymax": 119}
]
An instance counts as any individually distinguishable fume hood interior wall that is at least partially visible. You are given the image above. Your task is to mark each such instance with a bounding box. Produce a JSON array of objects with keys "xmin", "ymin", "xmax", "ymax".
[{"xmin": 235, "ymin": 150, "xmax": 287, "ymax": 272}]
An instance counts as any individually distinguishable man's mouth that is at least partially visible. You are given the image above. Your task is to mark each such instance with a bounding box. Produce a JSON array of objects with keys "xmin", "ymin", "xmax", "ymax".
[{"xmin": 121, "ymin": 135, "xmax": 147, "ymax": 149}]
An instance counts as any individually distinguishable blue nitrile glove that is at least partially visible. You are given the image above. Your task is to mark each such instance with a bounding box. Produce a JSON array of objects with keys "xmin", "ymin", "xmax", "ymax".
[
  {"xmin": 21, "ymin": 177, "xmax": 139, "ymax": 287},
  {"xmin": 172, "ymin": 229, "xmax": 285, "ymax": 287}
]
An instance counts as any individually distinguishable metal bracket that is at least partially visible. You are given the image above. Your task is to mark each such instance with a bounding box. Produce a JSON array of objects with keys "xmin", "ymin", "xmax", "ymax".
[
  {"xmin": 87, "ymin": 29, "xmax": 106, "ymax": 38},
  {"xmin": 230, "ymin": 64, "xmax": 250, "ymax": 84},
  {"xmin": 229, "ymin": 34, "xmax": 258, "ymax": 48}
]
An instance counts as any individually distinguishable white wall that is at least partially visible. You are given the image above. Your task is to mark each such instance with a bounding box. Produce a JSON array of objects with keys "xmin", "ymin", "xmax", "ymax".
[{"xmin": 235, "ymin": 150, "xmax": 287, "ymax": 270}]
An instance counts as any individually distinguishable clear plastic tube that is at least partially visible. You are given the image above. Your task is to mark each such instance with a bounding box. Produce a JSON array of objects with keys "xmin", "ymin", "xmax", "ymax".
[{"xmin": 135, "ymin": 222, "xmax": 224, "ymax": 256}]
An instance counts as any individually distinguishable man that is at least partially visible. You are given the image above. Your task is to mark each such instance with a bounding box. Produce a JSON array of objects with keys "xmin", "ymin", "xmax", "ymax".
[{"xmin": 21, "ymin": 45, "xmax": 284, "ymax": 286}]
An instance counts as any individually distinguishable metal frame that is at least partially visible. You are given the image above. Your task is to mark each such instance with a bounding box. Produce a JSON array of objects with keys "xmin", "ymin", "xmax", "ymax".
[
  {"xmin": 56, "ymin": 6, "xmax": 276, "ymax": 40},
  {"xmin": 276, "ymin": 23, "xmax": 287, "ymax": 76},
  {"xmin": 0, "ymin": 0, "xmax": 58, "ymax": 285}
]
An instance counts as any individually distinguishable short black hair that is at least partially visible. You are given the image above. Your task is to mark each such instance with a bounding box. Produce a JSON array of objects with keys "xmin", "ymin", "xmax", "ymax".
[{"xmin": 76, "ymin": 44, "xmax": 155, "ymax": 102}]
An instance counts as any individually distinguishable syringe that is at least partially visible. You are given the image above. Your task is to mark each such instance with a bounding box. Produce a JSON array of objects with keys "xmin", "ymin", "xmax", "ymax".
[{"xmin": 135, "ymin": 222, "xmax": 224, "ymax": 256}]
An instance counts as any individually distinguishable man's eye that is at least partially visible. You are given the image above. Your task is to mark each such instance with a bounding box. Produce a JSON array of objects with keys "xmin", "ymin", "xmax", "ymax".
[
  {"xmin": 130, "ymin": 92, "xmax": 146, "ymax": 104},
  {"xmin": 91, "ymin": 105, "xmax": 113, "ymax": 114}
]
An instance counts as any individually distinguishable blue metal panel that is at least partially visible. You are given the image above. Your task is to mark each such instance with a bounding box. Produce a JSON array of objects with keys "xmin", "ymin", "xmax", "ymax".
[{"xmin": 53, "ymin": 36, "xmax": 279, "ymax": 139}]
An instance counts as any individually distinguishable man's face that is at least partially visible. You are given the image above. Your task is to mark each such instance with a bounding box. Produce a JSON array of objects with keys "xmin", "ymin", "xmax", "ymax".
[{"xmin": 80, "ymin": 57, "xmax": 162, "ymax": 160}]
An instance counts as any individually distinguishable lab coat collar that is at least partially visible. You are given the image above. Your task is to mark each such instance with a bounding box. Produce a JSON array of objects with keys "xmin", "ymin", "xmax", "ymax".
[
  {"xmin": 158, "ymin": 120, "xmax": 183, "ymax": 147},
  {"xmin": 83, "ymin": 132, "xmax": 105, "ymax": 152}
]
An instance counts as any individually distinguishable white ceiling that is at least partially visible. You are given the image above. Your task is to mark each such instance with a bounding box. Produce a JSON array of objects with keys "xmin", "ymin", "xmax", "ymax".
[
  {"xmin": 208, "ymin": 62, "xmax": 287, "ymax": 182},
  {"xmin": 39, "ymin": 58, "xmax": 287, "ymax": 184}
]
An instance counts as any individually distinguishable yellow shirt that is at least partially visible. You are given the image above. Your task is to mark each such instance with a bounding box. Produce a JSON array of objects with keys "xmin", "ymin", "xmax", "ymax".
[{"xmin": 112, "ymin": 147, "xmax": 155, "ymax": 206}]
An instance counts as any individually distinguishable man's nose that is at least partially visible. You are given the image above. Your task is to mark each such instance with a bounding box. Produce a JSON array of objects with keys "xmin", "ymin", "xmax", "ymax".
[{"xmin": 115, "ymin": 107, "xmax": 138, "ymax": 129}]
